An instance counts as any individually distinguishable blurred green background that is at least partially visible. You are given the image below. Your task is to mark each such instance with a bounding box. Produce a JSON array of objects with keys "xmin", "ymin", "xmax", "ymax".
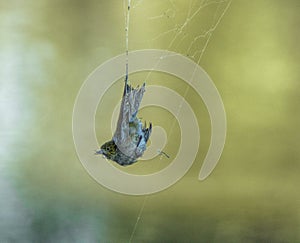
[{"xmin": 0, "ymin": 0, "xmax": 299, "ymax": 242}]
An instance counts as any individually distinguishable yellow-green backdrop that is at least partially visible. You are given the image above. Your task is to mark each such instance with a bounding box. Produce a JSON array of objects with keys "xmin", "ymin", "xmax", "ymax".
[{"xmin": 0, "ymin": 0, "xmax": 299, "ymax": 242}]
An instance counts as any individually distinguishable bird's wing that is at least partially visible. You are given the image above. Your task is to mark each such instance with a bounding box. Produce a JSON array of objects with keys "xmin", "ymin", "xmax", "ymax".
[{"xmin": 113, "ymin": 83, "xmax": 145, "ymax": 157}]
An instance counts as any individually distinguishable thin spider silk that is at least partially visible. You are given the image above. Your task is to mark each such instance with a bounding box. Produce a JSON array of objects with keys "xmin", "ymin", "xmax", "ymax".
[
  {"xmin": 122, "ymin": 0, "xmax": 231, "ymax": 157},
  {"xmin": 122, "ymin": 0, "xmax": 232, "ymax": 242},
  {"xmin": 129, "ymin": 0, "xmax": 231, "ymax": 63}
]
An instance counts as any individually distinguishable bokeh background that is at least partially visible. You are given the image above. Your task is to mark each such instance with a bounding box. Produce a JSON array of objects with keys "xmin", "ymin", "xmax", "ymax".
[{"xmin": 1, "ymin": 0, "xmax": 299, "ymax": 242}]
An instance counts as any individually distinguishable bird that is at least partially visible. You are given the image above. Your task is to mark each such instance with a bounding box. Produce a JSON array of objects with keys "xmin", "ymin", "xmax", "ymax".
[{"xmin": 95, "ymin": 77, "xmax": 152, "ymax": 166}]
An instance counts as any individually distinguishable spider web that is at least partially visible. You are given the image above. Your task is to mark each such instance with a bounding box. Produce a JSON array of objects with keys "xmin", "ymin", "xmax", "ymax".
[
  {"xmin": 129, "ymin": 0, "xmax": 231, "ymax": 62},
  {"xmin": 122, "ymin": 0, "xmax": 232, "ymax": 241}
]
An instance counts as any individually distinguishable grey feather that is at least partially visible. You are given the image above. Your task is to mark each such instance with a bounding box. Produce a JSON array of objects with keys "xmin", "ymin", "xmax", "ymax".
[{"xmin": 97, "ymin": 80, "xmax": 152, "ymax": 166}]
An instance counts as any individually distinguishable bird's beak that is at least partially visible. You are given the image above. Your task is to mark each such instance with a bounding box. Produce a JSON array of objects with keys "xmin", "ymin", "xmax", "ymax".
[{"xmin": 95, "ymin": 149, "xmax": 103, "ymax": 155}]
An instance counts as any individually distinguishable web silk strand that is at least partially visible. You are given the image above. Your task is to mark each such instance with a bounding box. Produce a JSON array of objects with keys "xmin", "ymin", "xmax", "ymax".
[{"xmin": 125, "ymin": 0, "xmax": 131, "ymax": 83}]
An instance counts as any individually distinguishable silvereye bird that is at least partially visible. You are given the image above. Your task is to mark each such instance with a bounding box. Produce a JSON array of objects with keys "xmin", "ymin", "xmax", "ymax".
[{"xmin": 96, "ymin": 78, "xmax": 152, "ymax": 166}]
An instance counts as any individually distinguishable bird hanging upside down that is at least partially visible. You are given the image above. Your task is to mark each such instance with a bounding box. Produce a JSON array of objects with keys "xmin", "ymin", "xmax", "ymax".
[{"xmin": 96, "ymin": 78, "xmax": 152, "ymax": 166}]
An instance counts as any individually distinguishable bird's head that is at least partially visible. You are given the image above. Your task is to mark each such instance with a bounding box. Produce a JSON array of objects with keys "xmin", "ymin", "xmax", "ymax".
[{"xmin": 96, "ymin": 140, "xmax": 117, "ymax": 159}]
